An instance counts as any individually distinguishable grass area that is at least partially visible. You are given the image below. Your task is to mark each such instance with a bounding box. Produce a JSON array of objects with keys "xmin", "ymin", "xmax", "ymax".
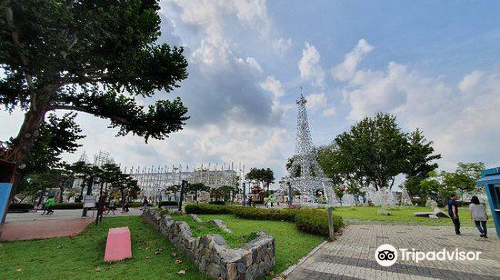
[
  {"xmin": 331, "ymin": 206, "xmax": 495, "ymax": 227},
  {"xmin": 0, "ymin": 216, "xmax": 211, "ymax": 280},
  {"xmin": 197, "ymin": 214, "xmax": 325, "ymax": 278},
  {"xmin": 170, "ymin": 215, "xmax": 251, "ymax": 247}
]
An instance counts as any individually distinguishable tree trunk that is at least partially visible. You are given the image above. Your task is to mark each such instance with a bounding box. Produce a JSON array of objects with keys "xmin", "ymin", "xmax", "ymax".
[
  {"xmin": 59, "ymin": 186, "xmax": 64, "ymax": 203},
  {"xmin": 2, "ymin": 105, "xmax": 48, "ymax": 223}
]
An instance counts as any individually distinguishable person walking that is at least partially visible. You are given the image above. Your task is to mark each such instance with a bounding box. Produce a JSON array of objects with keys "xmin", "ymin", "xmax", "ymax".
[
  {"xmin": 106, "ymin": 197, "xmax": 116, "ymax": 215},
  {"xmin": 270, "ymin": 196, "xmax": 274, "ymax": 208},
  {"xmin": 142, "ymin": 196, "xmax": 149, "ymax": 210},
  {"xmin": 42, "ymin": 196, "xmax": 55, "ymax": 215},
  {"xmin": 469, "ymin": 196, "xmax": 488, "ymax": 238},
  {"xmin": 448, "ymin": 193, "xmax": 461, "ymax": 235}
]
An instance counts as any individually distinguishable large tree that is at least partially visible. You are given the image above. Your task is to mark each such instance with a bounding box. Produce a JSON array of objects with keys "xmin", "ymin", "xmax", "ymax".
[
  {"xmin": 327, "ymin": 113, "xmax": 409, "ymax": 190},
  {"xmin": 0, "ymin": 0, "xmax": 189, "ymax": 204}
]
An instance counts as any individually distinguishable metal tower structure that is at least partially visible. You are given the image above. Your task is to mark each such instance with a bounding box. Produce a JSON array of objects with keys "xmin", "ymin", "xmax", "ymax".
[{"xmin": 283, "ymin": 89, "xmax": 332, "ymax": 203}]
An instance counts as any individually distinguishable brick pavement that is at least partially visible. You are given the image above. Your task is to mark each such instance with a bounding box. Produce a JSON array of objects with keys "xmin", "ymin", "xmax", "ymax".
[
  {"xmin": 287, "ymin": 225, "xmax": 500, "ymax": 280},
  {"xmin": 0, "ymin": 218, "xmax": 93, "ymax": 241}
]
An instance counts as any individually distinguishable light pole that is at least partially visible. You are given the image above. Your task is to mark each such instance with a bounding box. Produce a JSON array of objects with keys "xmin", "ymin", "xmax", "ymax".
[{"xmin": 241, "ymin": 181, "xmax": 246, "ymax": 206}]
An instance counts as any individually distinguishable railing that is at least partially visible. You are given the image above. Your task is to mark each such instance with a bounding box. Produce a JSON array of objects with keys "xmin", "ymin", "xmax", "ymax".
[{"xmin": 0, "ymin": 140, "xmax": 21, "ymax": 164}]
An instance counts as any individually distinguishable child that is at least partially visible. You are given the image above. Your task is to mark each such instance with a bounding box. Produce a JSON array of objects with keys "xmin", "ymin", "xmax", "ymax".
[{"xmin": 42, "ymin": 196, "xmax": 55, "ymax": 215}]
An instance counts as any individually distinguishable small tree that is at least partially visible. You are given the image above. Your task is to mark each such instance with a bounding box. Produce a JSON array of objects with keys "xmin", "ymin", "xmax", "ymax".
[
  {"xmin": 334, "ymin": 186, "xmax": 345, "ymax": 207},
  {"xmin": 185, "ymin": 182, "xmax": 209, "ymax": 202},
  {"xmin": 441, "ymin": 162, "xmax": 484, "ymax": 200},
  {"xmin": 246, "ymin": 167, "xmax": 275, "ymax": 191}
]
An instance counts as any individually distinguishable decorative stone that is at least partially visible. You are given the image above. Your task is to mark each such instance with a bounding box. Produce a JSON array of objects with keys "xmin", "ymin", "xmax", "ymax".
[{"xmin": 142, "ymin": 210, "xmax": 274, "ymax": 280}]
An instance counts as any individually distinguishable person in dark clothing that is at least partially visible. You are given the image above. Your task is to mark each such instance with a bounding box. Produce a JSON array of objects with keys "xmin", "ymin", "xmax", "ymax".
[{"xmin": 448, "ymin": 193, "xmax": 461, "ymax": 235}]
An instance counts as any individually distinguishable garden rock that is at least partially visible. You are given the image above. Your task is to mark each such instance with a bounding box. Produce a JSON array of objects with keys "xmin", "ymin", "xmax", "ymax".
[
  {"xmin": 143, "ymin": 209, "xmax": 274, "ymax": 280},
  {"xmin": 209, "ymin": 219, "xmax": 232, "ymax": 233}
]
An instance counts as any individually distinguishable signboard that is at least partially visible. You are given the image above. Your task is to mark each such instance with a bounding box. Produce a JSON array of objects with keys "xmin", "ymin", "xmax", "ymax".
[
  {"xmin": 83, "ymin": 195, "xmax": 96, "ymax": 208},
  {"xmin": 0, "ymin": 183, "xmax": 13, "ymax": 222}
]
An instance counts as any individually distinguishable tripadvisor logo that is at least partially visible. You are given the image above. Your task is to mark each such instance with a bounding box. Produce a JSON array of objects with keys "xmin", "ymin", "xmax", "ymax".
[{"xmin": 375, "ymin": 244, "xmax": 482, "ymax": 267}]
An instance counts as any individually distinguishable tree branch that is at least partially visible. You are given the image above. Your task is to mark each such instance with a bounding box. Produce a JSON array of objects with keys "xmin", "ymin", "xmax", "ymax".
[{"xmin": 5, "ymin": 6, "xmax": 37, "ymax": 110}]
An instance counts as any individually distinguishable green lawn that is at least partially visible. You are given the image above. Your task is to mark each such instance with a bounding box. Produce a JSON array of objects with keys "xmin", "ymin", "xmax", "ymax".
[
  {"xmin": 331, "ymin": 206, "xmax": 495, "ymax": 227},
  {"xmin": 0, "ymin": 216, "xmax": 211, "ymax": 280},
  {"xmin": 197, "ymin": 214, "xmax": 325, "ymax": 278}
]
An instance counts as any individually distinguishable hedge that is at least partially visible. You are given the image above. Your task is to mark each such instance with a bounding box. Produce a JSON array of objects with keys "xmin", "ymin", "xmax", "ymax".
[
  {"xmin": 185, "ymin": 204, "xmax": 344, "ymax": 237},
  {"xmin": 52, "ymin": 203, "xmax": 83, "ymax": 209},
  {"xmin": 295, "ymin": 209, "xmax": 343, "ymax": 236},
  {"xmin": 159, "ymin": 201, "xmax": 178, "ymax": 207},
  {"xmin": 208, "ymin": 201, "xmax": 226, "ymax": 205},
  {"xmin": 185, "ymin": 204, "xmax": 237, "ymax": 214},
  {"xmin": 233, "ymin": 207, "xmax": 296, "ymax": 222},
  {"xmin": 8, "ymin": 203, "xmax": 34, "ymax": 210},
  {"xmin": 9, "ymin": 203, "xmax": 83, "ymax": 210}
]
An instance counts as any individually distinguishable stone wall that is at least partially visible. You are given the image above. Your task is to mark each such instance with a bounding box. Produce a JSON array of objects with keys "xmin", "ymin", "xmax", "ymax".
[{"xmin": 143, "ymin": 210, "xmax": 275, "ymax": 280}]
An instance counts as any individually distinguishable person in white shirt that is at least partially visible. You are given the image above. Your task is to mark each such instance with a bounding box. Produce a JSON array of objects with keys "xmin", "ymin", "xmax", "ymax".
[{"xmin": 469, "ymin": 196, "xmax": 488, "ymax": 238}]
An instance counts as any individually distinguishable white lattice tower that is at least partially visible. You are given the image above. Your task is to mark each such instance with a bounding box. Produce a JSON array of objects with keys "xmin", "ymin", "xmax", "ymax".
[{"xmin": 286, "ymin": 89, "xmax": 331, "ymax": 202}]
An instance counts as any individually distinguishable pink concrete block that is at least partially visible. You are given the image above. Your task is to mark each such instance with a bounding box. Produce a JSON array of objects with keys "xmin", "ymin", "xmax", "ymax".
[{"xmin": 104, "ymin": 227, "xmax": 132, "ymax": 262}]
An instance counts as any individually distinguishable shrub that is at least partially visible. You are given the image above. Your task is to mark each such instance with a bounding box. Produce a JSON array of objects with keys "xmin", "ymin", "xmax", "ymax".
[
  {"xmin": 159, "ymin": 201, "xmax": 178, "ymax": 207},
  {"xmin": 8, "ymin": 203, "xmax": 34, "ymax": 210},
  {"xmin": 185, "ymin": 204, "xmax": 235, "ymax": 214},
  {"xmin": 184, "ymin": 204, "xmax": 344, "ymax": 237},
  {"xmin": 208, "ymin": 201, "xmax": 225, "ymax": 205},
  {"xmin": 295, "ymin": 209, "xmax": 343, "ymax": 236},
  {"xmin": 233, "ymin": 207, "xmax": 296, "ymax": 222},
  {"xmin": 52, "ymin": 203, "xmax": 83, "ymax": 209},
  {"xmin": 116, "ymin": 202, "xmax": 142, "ymax": 208}
]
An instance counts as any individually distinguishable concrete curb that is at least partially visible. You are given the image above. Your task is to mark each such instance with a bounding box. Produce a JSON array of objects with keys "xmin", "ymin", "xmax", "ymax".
[{"xmin": 281, "ymin": 240, "xmax": 328, "ymax": 277}]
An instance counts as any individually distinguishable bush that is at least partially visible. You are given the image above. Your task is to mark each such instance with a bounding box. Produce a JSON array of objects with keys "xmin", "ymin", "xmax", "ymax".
[
  {"xmin": 116, "ymin": 202, "xmax": 142, "ymax": 208},
  {"xmin": 208, "ymin": 201, "xmax": 226, "ymax": 205},
  {"xmin": 185, "ymin": 204, "xmax": 235, "ymax": 214},
  {"xmin": 233, "ymin": 207, "xmax": 296, "ymax": 222},
  {"xmin": 159, "ymin": 201, "xmax": 178, "ymax": 207},
  {"xmin": 184, "ymin": 204, "xmax": 344, "ymax": 237},
  {"xmin": 295, "ymin": 209, "xmax": 343, "ymax": 236},
  {"xmin": 8, "ymin": 203, "xmax": 34, "ymax": 211},
  {"xmin": 52, "ymin": 203, "xmax": 83, "ymax": 209}
]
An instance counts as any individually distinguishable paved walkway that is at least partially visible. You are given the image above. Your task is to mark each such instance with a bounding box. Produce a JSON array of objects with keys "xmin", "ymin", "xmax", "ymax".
[
  {"xmin": 4, "ymin": 208, "xmax": 142, "ymax": 222},
  {"xmin": 0, "ymin": 218, "xmax": 94, "ymax": 241},
  {"xmin": 288, "ymin": 225, "xmax": 500, "ymax": 280},
  {"xmin": 1, "ymin": 208, "xmax": 142, "ymax": 241}
]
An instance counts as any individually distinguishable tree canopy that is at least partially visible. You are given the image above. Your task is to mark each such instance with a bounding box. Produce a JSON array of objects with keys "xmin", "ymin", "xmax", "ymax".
[
  {"xmin": 318, "ymin": 113, "xmax": 441, "ymax": 192},
  {"xmin": 245, "ymin": 167, "xmax": 275, "ymax": 190},
  {"xmin": 1, "ymin": 0, "xmax": 190, "ymax": 207}
]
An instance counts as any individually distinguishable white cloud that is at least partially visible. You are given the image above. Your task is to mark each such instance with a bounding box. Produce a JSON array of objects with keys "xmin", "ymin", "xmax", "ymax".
[
  {"xmin": 244, "ymin": 57, "xmax": 263, "ymax": 73},
  {"xmin": 336, "ymin": 40, "xmax": 500, "ymax": 170},
  {"xmin": 332, "ymin": 39, "xmax": 374, "ymax": 81},
  {"xmin": 298, "ymin": 42, "xmax": 325, "ymax": 88},
  {"xmin": 272, "ymin": 38, "xmax": 292, "ymax": 53},
  {"xmin": 306, "ymin": 92, "xmax": 328, "ymax": 111},
  {"xmin": 322, "ymin": 108, "xmax": 336, "ymax": 117},
  {"xmin": 261, "ymin": 76, "xmax": 284, "ymax": 98},
  {"xmin": 458, "ymin": 70, "xmax": 483, "ymax": 92}
]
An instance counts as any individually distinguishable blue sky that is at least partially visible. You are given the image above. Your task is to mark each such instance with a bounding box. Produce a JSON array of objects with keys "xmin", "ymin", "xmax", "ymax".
[{"xmin": 2, "ymin": 0, "xmax": 500, "ymax": 186}]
